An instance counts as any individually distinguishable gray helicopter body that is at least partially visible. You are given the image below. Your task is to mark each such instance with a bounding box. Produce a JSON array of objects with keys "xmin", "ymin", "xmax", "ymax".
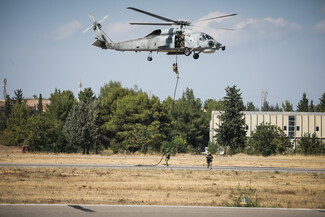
[{"xmin": 85, "ymin": 7, "xmax": 234, "ymax": 61}]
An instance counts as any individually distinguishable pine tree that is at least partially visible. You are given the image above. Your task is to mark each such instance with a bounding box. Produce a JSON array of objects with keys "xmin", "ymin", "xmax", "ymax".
[
  {"xmin": 63, "ymin": 99, "xmax": 102, "ymax": 154},
  {"xmin": 318, "ymin": 92, "xmax": 325, "ymax": 112},
  {"xmin": 245, "ymin": 102, "xmax": 258, "ymax": 111},
  {"xmin": 37, "ymin": 93, "xmax": 43, "ymax": 114},
  {"xmin": 309, "ymin": 100, "xmax": 315, "ymax": 112},
  {"xmin": 87, "ymin": 100, "xmax": 101, "ymax": 154},
  {"xmin": 4, "ymin": 94, "xmax": 13, "ymax": 121},
  {"xmin": 63, "ymin": 101, "xmax": 90, "ymax": 154},
  {"xmin": 78, "ymin": 87, "xmax": 95, "ymax": 103},
  {"xmin": 216, "ymin": 85, "xmax": 246, "ymax": 156},
  {"xmin": 297, "ymin": 92, "xmax": 309, "ymax": 112},
  {"xmin": 14, "ymin": 89, "xmax": 24, "ymax": 104},
  {"xmin": 282, "ymin": 100, "xmax": 293, "ymax": 112},
  {"xmin": 6, "ymin": 102, "xmax": 31, "ymax": 145},
  {"xmin": 172, "ymin": 88, "xmax": 207, "ymax": 150}
]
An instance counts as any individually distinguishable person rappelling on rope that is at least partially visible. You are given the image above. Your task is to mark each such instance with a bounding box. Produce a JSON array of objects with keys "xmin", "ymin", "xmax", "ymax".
[
  {"xmin": 173, "ymin": 63, "xmax": 179, "ymax": 79},
  {"xmin": 165, "ymin": 149, "xmax": 170, "ymax": 167}
]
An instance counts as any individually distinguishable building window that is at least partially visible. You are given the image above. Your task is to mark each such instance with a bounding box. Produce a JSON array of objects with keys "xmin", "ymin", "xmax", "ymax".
[
  {"xmin": 316, "ymin": 126, "xmax": 319, "ymax": 132},
  {"xmin": 296, "ymin": 126, "xmax": 300, "ymax": 131},
  {"xmin": 288, "ymin": 116, "xmax": 295, "ymax": 138},
  {"xmin": 284, "ymin": 126, "xmax": 287, "ymax": 131},
  {"xmin": 245, "ymin": 125, "xmax": 249, "ymax": 131}
]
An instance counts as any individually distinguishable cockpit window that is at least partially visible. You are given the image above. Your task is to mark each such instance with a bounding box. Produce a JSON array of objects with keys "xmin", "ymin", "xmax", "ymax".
[
  {"xmin": 205, "ymin": 34, "xmax": 213, "ymax": 40},
  {"xmin": 146, "ymin": 29, "xmax": 162, "ymax": 37},
  {"xmin": 199, "ymin": 34, "xmax": 206, "ymax": 41}
]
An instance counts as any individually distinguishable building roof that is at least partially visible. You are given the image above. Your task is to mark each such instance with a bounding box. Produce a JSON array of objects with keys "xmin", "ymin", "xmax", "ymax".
[{"xmin": 212, "ymin": 111, "xmax": 325, "ymax": 116}]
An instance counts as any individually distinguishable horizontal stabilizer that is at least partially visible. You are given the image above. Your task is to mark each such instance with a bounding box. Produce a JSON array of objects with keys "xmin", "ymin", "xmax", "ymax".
[{"xmin": 92, "ymin": 40, "xmax": 107, "ymax": 49}]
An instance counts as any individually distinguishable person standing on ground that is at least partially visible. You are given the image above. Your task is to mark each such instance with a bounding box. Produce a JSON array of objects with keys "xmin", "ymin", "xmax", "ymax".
[
  {"xmin": 165, "ymin": 150, "xmax": 170, "ymax": 167},
  {"xmin": 206, "ymin": 153, "xmax": 213, "ymax": 170}
]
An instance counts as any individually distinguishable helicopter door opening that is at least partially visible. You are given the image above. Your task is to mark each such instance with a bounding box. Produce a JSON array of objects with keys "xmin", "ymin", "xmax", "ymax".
[{"xmin": 175, "ymin": 32, "xmax": 185, "ymax": 49}]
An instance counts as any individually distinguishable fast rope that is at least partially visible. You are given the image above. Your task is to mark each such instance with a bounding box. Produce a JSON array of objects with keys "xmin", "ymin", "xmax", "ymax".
[{"xmin": 136, "ymin": 55, "xmax": 179, "ymax": 167}]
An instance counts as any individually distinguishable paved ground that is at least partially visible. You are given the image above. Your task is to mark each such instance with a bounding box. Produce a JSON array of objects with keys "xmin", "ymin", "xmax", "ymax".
[
  {"xmin": 0, "ymin": 163, "xmax": 324, "ymax": 173},
  {"xmin": 0, "ymin": 204, "xmax": 324, "ymax": 217}
]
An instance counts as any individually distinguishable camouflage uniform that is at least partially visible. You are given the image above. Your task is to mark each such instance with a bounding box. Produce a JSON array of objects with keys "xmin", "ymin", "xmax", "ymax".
[
  {"xmin": 206, "ymin": 153, "xmax": 213, "ymax": 170},
  {"xmin": 173, "ymin": 63, "xmax": 179, "ymax": 79},
  {"xmin": 165, "ymin": 151, "xmax": 170, "ymax": 167}
]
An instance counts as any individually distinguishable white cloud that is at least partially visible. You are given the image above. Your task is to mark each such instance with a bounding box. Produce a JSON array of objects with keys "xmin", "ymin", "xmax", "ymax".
[
  {"xmin": 192, "ymin": 12, "xmax": 303, "ymax": 46},
  {"xmin": 313, "ymin": 19, "xmax": 325, "ymax": 34},
  {"xmin": 264, "ymin": 17, "xmax": 303, "ymax": 31},
  {"xmin": 106, "ymin": 22, "xmax": 134, "ymax": 36},
  {"xmin": 234, "ymin": 18, "xmax": 258, "ymax": 29},
  {"xmin": 45, "ymin": 21, "xmax": 82, "ymax": 41}
]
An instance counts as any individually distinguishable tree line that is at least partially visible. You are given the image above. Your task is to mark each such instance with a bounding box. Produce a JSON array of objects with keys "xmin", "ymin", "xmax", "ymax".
[
  {"xmin": 0, "ymin": 81, "xmax": 210, "ymax": 154},
  {"xmin": 0, "ymin": 81, "xmax": 324, "ymax": 156},
  {"xmin": 247, "ymin": 92, "xmax": 325, "ymax": 112}
]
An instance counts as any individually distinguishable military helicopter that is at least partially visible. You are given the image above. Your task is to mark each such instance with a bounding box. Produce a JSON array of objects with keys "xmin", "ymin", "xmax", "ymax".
[{"xmin": 84, "ymin": 7, "xmax": 237, "ymax": 61}]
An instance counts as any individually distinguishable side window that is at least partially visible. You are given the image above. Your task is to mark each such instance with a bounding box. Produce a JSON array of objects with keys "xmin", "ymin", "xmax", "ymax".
[
  {"xmin": 199, "ymin": 35, "xmax": 206, "ymax": 41},
  {"xmin": 283, "ymin": 126, "xmax": 287, "ymax": 131}
]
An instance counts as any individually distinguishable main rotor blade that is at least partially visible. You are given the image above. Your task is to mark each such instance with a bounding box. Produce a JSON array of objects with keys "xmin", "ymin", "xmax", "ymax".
[
  {"xmin": 130, "ymin": 22, "xmax": 173, "ymax": 26},
  {"xmin": 198, "ymin": 13, "xmax": 237, "ymax": 22},
  {"xmin": 98, "ymin": 15, "xmax": 109, "ymax": 23},
  {"xmin": 127, "ymin": 7, "xmax": 176, "ymax": 23},
  {"xmin": 83, "ymin": 25, "xmax": 93, "ymax": 33},
  {"xmin": 88, "ymin": 13, "xmax": 96, "ymax": 22},
  {"xmin": 218, "ymin": 28, "xmax": 235, "ymax": 30}
]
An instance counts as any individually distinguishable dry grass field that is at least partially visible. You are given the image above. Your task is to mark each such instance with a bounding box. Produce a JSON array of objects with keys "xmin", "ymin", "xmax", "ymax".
[
  {"xmin": 0, "ymin": 145, "xmax": 325, "ymax": 208},
  {"xmin": 1, "ymin": 145, "xmax": 325, "ymax": 169},
  {"xmin": 0, "ymin": 167, "xmax": 324, "ymax": 208}
]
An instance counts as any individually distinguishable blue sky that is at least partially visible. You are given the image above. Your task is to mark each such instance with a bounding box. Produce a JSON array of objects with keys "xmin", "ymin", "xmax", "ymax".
[{"xmin": 1, "ymin": 0, "xmax": 325, "ymax": 109}]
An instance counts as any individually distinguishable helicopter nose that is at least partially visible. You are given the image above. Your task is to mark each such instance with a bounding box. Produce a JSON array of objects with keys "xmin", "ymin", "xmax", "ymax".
[
  {"xmin": 216, "ymin": 42, "xmax": 222, "ymax": 49},
  {"xmin": 209, "ymin": 41, "xmax": 215, "ymax": 48},
  {"xmin": 210, "ymin": 41, "xmax": 222, "ymax": 49}
]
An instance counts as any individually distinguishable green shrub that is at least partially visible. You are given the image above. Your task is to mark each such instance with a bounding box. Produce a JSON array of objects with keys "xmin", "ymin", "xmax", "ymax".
[
  {"xmin": 223, "ymin": 184, "xmax": 260, "ymax": 207},
  {"xmin": 297, "ymin": 133, "xmax": 325, "ymax": 155},
  {"xmin": 161, "ymin": 136, "xmax": 187, "ymax": 153},
  {"xmin": 247, "ymin": 123, "xmax": 291, "ymax": 156}
]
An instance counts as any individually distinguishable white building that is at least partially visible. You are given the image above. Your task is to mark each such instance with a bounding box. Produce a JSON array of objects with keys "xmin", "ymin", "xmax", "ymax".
[{"xmin": 210, "ymin": 111, "xmax": 325, "ymax": 143}]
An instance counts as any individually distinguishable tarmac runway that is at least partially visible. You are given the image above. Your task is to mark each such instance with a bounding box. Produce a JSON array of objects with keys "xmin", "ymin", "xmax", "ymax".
[
  {"xmin": 0, "ymin": 163, "xmax": 324, "ymax": 173},
  {"xmin": 0, "ymin": 204, "xmax": 324, "ymax": 217}
]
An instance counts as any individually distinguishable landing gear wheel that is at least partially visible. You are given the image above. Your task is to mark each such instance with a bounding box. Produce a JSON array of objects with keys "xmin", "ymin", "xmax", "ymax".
[
  {"xmin": 184, "ymin": 47, "xmax": 191, "ymax": 56},
  {"xmin": 193, "ymin": 53, "xmax": 199, "ymax": 59},
  {"xmin": 147, "ymin": 56, "xmax": 153, "ymax": 61}
]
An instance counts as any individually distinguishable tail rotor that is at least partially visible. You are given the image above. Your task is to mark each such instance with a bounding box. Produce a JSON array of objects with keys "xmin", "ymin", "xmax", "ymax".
[{"xmin": 83, "ymin": 13, "xmax": 109, "ymax": 33}]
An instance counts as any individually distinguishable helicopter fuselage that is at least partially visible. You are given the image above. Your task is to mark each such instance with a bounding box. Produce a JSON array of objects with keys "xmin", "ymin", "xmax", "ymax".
[
  {"xmin": 113, "ymin": 28, "xmax": 223, "ymax": 53},
  {"xmin": 92, "ymin": 26, "xmax": 225, "ymax": 60}
]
